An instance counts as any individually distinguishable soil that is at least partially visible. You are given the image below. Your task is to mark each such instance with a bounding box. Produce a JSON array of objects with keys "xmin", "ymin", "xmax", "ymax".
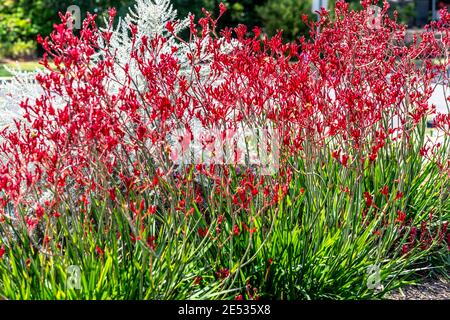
[{"xmin": 386, "ymin": 277, "xmax": 450, "ymax": 300}]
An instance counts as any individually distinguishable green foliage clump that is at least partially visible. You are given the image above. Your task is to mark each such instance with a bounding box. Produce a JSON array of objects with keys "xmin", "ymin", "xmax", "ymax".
[
  {"xmin": 256, "ymin": 0, "xmax": 313, "ymax": 40},
  {"xmin": 0, "ymin": 0, "xmax": 38, "ymax": 58}
]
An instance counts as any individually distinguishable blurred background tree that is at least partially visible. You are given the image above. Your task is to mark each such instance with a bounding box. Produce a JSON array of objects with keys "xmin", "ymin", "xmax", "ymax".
[
  {"xmin": 0, "ymin": 0, "xmax": 441, "ymax": 60},
  {"xmin": 0, "ymin": 0, "xmax": 133, "ymax": 59},
  {"xmin": 0, "ymin": 0, "xmax": 317, "ymax": 60},
  {"xmin": 255, "ymin": 0, "xmax": 313, "ymax": 40},
  {"xmin": 345, "ymin": 0, "xmax": 416, "ymax": 25},
  {"xmin": 174, "ymin": 1, "xmax": 267, "ymax": 31},
  {"xmin": 0, "ymin": 0, "xmax": 38, "ymax": 59}
]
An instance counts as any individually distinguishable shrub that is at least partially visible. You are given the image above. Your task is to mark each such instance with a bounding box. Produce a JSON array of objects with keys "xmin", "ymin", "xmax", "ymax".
[
  {"xmin": 256, "ymin": 0, "xmax": 313, "ymax": 40},
  {"xmin": 0, "ymin": 40, "xmax": 37, "ymax": 59},
  {"xmin": 0, "ymin": 0, "xmax": 448, "ymax": 299},
  {"xmin": 0, "ymin": 2, "xmax": 38, "ymax": 59}
]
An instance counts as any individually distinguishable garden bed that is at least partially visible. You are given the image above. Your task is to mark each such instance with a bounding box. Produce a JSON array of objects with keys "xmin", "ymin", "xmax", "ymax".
[
  {"xmin": 0, "ymin": 0, "xmax": 448, "ymax": 300},
  {"xmin": 387, "ymin": 277, "xmax": 450, "ymax": 300}
]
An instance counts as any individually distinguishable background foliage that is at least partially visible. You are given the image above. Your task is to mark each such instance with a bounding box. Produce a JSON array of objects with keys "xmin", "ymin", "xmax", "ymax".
[{"xmin": 0, "ymin": 0, "xmax": 432, "ymax": 59}]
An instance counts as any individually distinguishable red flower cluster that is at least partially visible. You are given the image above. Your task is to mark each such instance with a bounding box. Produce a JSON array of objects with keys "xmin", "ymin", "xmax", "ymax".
[
  {"xmin": 0, "ymin": 1, "xmax": 448, "ymax": 257},
  {"xmin": 215, "ymin": 267, "xmax": 230, "ymax": 279}
]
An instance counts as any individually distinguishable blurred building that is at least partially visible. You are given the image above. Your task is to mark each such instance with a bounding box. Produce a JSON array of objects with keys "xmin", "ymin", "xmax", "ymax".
[
  {"xmin": 392, "ymin": 0, "xmax": 450, "ymax": 27},
  {"xmin": 344, "ymin": 0, "xmax": 450, "ymax": 27}
]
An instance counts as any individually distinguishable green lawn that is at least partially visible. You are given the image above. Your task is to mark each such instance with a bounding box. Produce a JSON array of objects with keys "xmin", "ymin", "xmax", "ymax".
[{"xmin": 0, "ymin": 60, "xmax": 42, "ymax": 77}]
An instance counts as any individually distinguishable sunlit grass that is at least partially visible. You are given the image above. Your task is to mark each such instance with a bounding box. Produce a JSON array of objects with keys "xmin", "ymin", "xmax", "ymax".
[{"xmin": 0, "ymin": 60, "xmax": 43, "ymax": 77}]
